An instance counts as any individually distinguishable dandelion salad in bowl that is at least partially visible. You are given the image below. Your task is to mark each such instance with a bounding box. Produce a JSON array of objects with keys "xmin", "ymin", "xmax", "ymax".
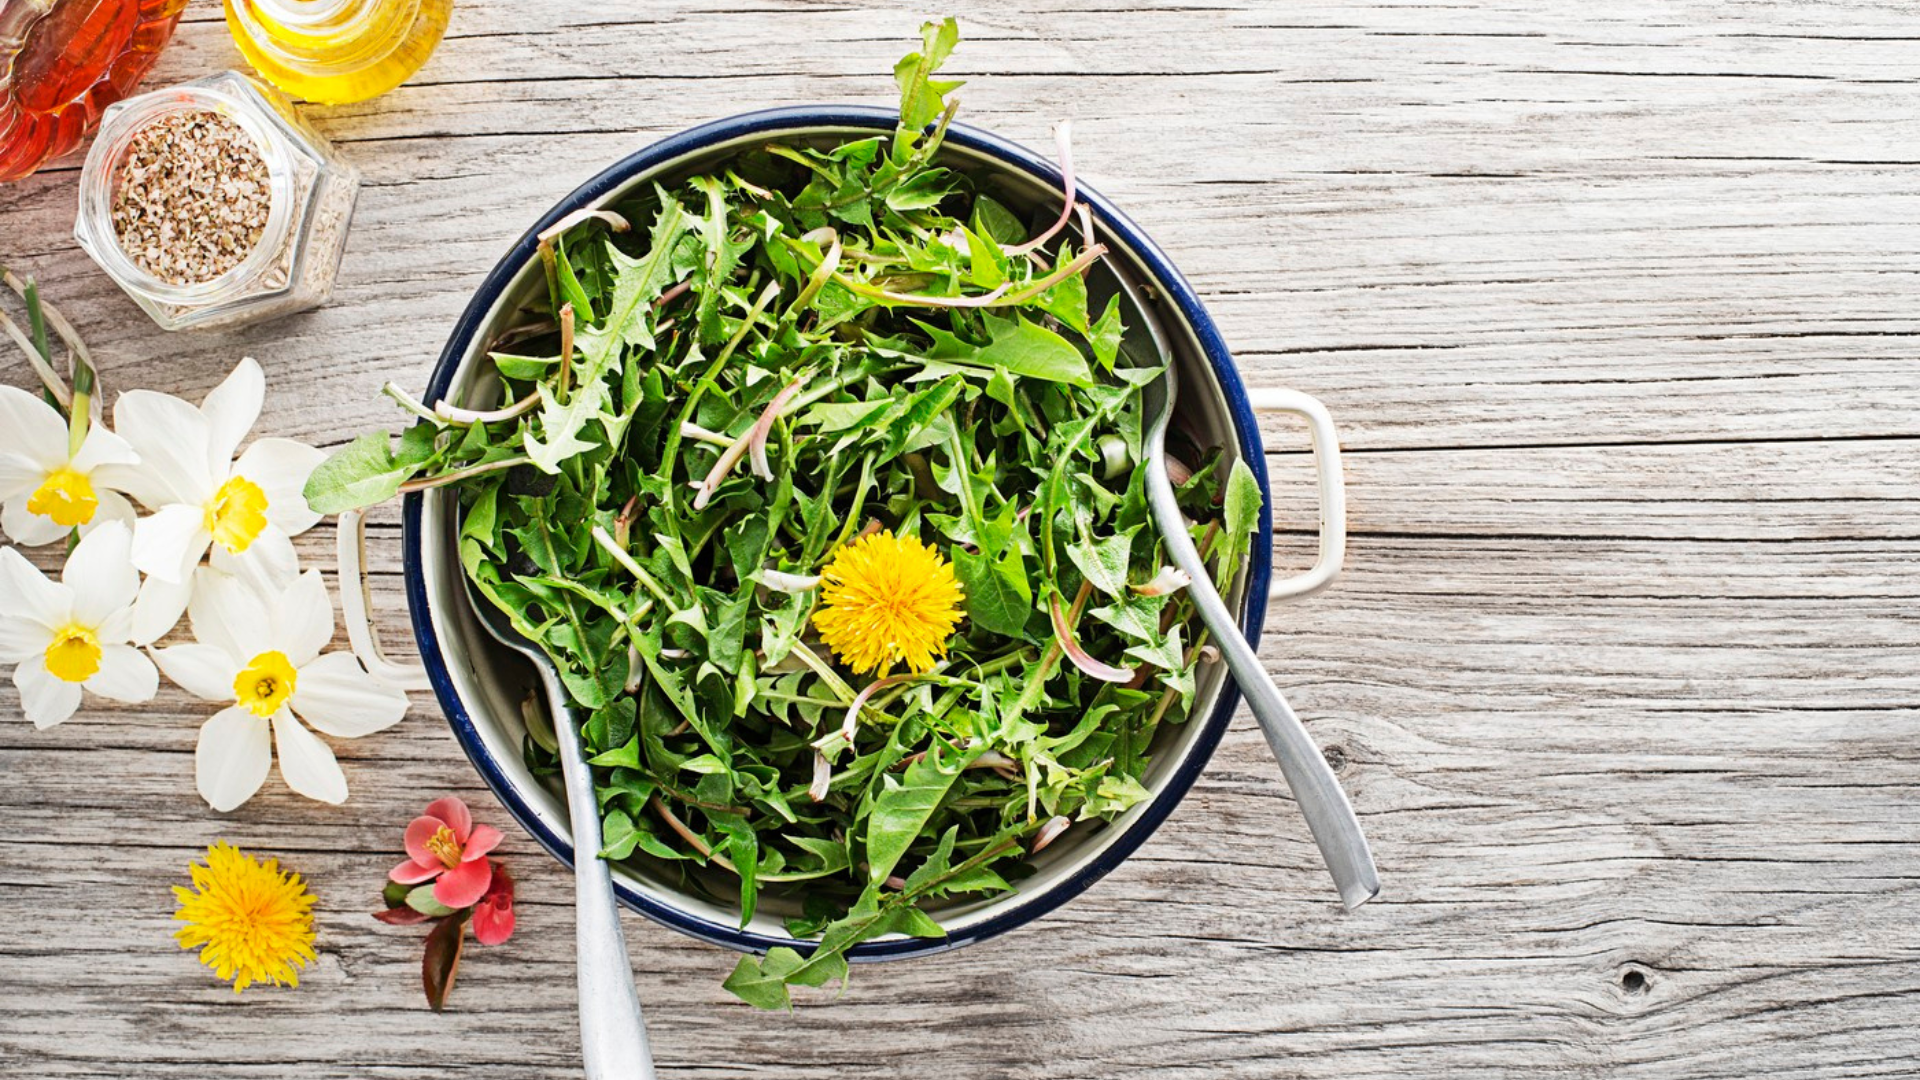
[{"xmin": 309, "ymin": 19, "xmax": 1272, "ymax": 1007}]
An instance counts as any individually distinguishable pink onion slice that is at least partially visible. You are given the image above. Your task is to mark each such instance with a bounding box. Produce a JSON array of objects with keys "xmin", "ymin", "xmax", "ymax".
[
  {"xmin": 817, "ymin": 673, "xmax": 919, "ymax": 751},
  {"xmin": 537, "ymin": 208, "xmax": 630, "ymax": 246},
  {"xmin": 1004, "ymin": 123, "xmax": 1076, "ymax": 257},
  {"xmin": 1032, "ymin": 815, "xmax": 1072, "ymax": 853},
  {"xmin": 790, "ymin": 228, "xmax": 843, "ymax": 314},
  {"xmin": 691, "ymin": 373, "xmax": 807, "ymax": 509},
  {"xmin": 759, "ymin": 569, "xmax": 821, "ymax": 593},
  {"xmin": 809, "ymin": 751, "xmax": 833, "ymax": 802},
  {"xmin": 656, "ymin": 278, "xmax": 692, "ymax": 308},
  {"xmin": 1050, "ymin": 594, "xmax": 1135, "ymax": 683},
  {"xmin": 749, "ymin": 374, "xmax": 807, "ymax": 482}
]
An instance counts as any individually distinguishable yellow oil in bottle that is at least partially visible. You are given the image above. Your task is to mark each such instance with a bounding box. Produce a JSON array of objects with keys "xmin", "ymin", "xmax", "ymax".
[{"xmin": 225, "ymin": 0, "xmax": 452, "ymax": 105}]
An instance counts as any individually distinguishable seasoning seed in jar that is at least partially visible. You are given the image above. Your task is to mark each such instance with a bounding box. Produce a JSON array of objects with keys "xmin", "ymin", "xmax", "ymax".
[{"xmin": 110, "ymin": 110, "xmax": 273, "ymax": 286}]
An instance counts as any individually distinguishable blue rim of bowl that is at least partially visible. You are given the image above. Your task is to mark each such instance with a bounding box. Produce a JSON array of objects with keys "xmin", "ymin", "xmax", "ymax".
[{"xmin": 402, "ymin": 105, "xmax": 1273, "ymax": 961}]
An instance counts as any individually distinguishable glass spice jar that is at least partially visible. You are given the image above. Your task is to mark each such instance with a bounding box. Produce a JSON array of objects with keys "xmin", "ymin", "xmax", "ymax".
[{"xmin": 73, "ymin": 70, "xmax": 359, "ymax": 331}]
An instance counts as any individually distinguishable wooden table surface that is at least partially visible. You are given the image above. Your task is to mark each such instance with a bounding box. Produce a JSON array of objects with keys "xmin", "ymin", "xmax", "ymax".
[{"xmin": 4, "ymin": 2, "xmax": 1918, "ymax": 1077}]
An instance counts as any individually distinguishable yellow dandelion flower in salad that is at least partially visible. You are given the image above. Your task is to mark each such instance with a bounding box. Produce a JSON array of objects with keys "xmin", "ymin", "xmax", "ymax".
[
  {"xmin": 172, "ymin": 843, "xmax": 317, "ymax": 992},
  {"xmin": 813, "ymin": 530, "xmax": 965, "ymax": 675}
]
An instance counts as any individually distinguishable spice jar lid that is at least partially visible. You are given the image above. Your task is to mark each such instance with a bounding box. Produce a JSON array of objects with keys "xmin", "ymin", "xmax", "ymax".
[{"xmin": 74, "ymin": 74, "xmax": 299, "ymax": 306}]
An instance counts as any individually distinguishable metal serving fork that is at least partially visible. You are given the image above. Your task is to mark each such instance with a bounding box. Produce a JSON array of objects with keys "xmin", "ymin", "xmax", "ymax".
[
  {"xmin": 462, "ymin": 575, "xmax": 657, "ymax": 1079},
  {"xmin": 1107, "ymin": 264, "xmax": 1381, "ymax": 911}
]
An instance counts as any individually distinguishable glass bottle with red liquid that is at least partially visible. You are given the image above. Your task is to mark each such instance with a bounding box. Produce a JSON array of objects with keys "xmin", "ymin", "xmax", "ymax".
[{"xmin": 0, "ymin": 0, "xmax": 188, "ymax": 183}]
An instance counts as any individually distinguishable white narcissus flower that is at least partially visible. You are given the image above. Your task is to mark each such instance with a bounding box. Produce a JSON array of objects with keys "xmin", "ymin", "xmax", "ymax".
[
  {"xmin": 0, "ymin": 520, "xmax": 158, "ymax": 728},
  {"xmin": 154, "ymin": 569, "xmax": 410, "ymax": 811},
  {"xmin": 0, "ymin": 384, "xmax": 140, "ymax": 546},
  {"xmin": 96, "ymin": 358, "xmax": 326, "ymax": 645}
]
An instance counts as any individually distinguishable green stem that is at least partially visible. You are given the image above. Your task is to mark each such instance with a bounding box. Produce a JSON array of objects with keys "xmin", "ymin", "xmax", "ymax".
[
  {"xmin": 789, "ymin": 641, "xmax": 855, "ymax": 703},
  {"xmin": 591, "ymin": 524, "xmax": 672, "ymax": 603},
  {"xmin": 901, "ymin": 831, "xmax": 1027, "ymax": 902},
  {"xmin": 398, "ymin": 455, "xmax": 528, "ymax": 494},
  {"xmin": 945, "ymin": 422, "xmax": 989, "ymax": 545},
  {"xmin": 1004, "ymin": 580, "xmax": 1093, "ymax": 729},
  {"xmin": 22, "ymin": 276, "xmax": 51, "ymax": 366},
  {"xmin": 966, "ymin": 648, "xmax": 1034, "ymax": 679},
  {"xmin": 0, "ymin": 306, "xmax": 69, "ymax": 408},
  {"xmin": 66, "ymin": 391, "xmax": 89, "ymax": 459},
  {"xmin": 821, "ymin": 452, "xmax": 876, "ymax": 560},
  {"xmin": 382, "ymin": 381, "xmax": 447, "ymax": 426},
  {"xmin": 9, "ymin": 269, "xmax": 95, "ymax": 383},
  {"xmin": 899, "ymin": 98, "xmax": 960, "ymax": 175}
]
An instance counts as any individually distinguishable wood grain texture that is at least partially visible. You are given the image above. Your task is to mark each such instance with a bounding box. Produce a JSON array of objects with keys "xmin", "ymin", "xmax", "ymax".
[{"xmin": 2, "ymin": 1, "xmax": 1917, "ymax": 1077}]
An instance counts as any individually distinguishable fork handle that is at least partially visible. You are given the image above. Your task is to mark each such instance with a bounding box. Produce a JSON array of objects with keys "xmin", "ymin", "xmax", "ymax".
[
  {"xmin": 1221, "ymin": 626, "xmax": 1381, "ymax": 910},
  {"xmin": 1148, "ymin": 477, "xmax": 1380, "ymax": 911},
  {"xmin": 546, "ymin": 672, "xmax": 656, "ymax": 1079}
]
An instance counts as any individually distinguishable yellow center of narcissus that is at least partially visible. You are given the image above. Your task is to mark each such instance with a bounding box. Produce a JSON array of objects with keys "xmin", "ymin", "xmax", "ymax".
[
  {"xmin": 205, "ymin": 475, "xmax": 270, "ymax": 554},
  {"xmin": 27, "ymin": 467, "xmax": 98, "ymax": 528},
  {"xmin": 233, "ymin": 650, "xmax": 298, "ymax": 718},
  {"xmin": 44, "ymin": 623, "xmax": 103, "ymax": 683}
]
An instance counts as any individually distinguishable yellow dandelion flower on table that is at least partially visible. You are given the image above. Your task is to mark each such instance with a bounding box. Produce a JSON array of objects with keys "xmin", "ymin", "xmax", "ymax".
[
  {"xmin": 172, "ymin": 843, "xmax": 317, "ymax": 993},
  {"xmin": 813, "ymin": 530, "xmax": 966, "ymax": 675}
]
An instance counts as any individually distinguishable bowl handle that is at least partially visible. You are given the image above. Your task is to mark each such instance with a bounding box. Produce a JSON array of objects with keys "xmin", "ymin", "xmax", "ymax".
[
  {"xmin": 1246, "ymin": 388, "xmax": 1347, "ymax": 602},
  {"xmin": 338, "ymin": 508, "xmax": 434, "ymax": 690}
]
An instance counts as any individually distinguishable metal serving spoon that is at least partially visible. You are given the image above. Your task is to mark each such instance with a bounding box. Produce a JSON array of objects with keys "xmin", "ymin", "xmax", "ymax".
[
  {"xmin": 464, "ymin": 575, "xmax": 656, "ymax": 1080},
  {"xmin": 1111, "ymin": 268, "xmax": 1382, "ymax": 911}
]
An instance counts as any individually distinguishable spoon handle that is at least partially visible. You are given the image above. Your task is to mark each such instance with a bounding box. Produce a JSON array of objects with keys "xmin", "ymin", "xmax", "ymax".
[
  {"xmin": 1149, "ymin": 489, "xmax": 1381, "ymax": 910},
  {"xmin": 547, "ymin": 672, "xmax": 657, "ymax": 1079}
]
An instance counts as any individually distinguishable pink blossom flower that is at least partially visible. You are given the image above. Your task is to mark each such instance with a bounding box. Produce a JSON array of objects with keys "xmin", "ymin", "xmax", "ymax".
[
  {"xmin": 389, "ymin": 797, "xmax": 503, "ymax": 909},
  {"xmin": 471, "ymin": 861, "xmax": 515, "ymax": 946}
]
